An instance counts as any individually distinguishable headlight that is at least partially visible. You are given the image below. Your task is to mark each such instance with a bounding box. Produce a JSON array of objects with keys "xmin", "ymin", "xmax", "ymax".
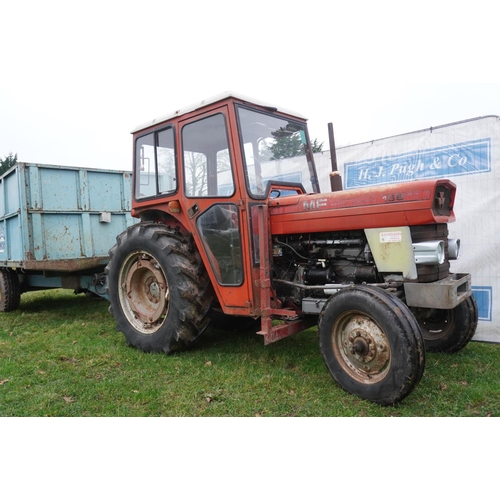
[
  {"xmin": 413, "ymin": 240, "xmax": 445, "ymax": 265},
  {"xmin": 448, "ymin": 239, "xmax": 461, "ymax": 260}
]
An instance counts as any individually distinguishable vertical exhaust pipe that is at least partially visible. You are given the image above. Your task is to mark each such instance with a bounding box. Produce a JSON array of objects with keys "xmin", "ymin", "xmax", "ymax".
[{"xmin": 328, "ymin": 123, "xmax": 343, "ymax": 192}]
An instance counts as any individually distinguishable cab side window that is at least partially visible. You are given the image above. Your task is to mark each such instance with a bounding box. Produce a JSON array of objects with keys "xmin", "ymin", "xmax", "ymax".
[
  {"xmin": 182, "ymin": 114, "xmax": 235, "ymax": 197},
  {"xmin": 135, "ymin": 127, "xmax": 176, "ymax": 199}
]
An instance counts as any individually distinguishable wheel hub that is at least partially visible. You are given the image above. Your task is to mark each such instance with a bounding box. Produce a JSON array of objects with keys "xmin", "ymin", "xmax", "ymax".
[
  {"xmin": 419, "ymin": 308, "xmax": 450, "ymax": 338},
  {"xmin": 125, "ymin": 256, "xmax": 168, "ymax": 326},
  {"xmin": 338, "ymin": 314, "xmax": 391, "ymax": 379},
  {"xmin": 145, "ymin": 277, "xmax": 160, "ymax": 302},
  {"xmin": 348, "ymin": 329, "xmax": 376, "ymax": 363},
  {"xmin": 352, "ymin": 337, "xmax": 370, "ymax": 356}
]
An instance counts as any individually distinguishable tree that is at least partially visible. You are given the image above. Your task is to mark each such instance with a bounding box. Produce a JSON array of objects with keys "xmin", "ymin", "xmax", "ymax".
[
  {"xmin": 270, "ymin": 130, "xmax": 304, "ymax": 160},
  {"xmin": 311, "ymin": 138, "xmax": 324, "ymax": 153},
  {"xmin": 0, "ymin": 153, "xmax": 17, "ymax": 176},
  {"xmin": 268, "ymin": 127, "xmax": 324, "ymax": 161}
]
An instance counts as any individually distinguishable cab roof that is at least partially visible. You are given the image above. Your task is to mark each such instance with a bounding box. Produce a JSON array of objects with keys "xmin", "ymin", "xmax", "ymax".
[{"xmin": 131, "ymin": 91, "xmax": 307, "ymax": 134}]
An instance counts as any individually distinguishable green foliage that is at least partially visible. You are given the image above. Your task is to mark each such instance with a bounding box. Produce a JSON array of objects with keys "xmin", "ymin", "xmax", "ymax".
[
  {"xmin": 311, "ymin": 138, "xmax": 324, "ymax": 153},
  {"xmin": 268, "ymin": 127, "xmax": 323, "ymax": 160},
  {"xmin": 269, "ymin": 128, "xmax": 304, "ymax": 160},
  {"xmin": 0, "ymin": 152, "xmax": 17, "ymax": 176},
  {"xmin": 1, "ymin": 289, "xmax": 499, "ymax": 416}
]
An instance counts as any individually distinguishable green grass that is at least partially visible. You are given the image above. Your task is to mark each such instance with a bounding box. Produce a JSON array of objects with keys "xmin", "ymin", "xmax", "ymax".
[{"xmin": 1, "ymin": 289, "xmax": 499, "ymax": 417}]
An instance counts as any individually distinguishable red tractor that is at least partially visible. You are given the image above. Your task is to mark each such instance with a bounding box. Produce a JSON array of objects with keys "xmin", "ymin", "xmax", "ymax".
[{"xmin": 106, "ymin": 92, "xmax": 477, "ymax": 405}]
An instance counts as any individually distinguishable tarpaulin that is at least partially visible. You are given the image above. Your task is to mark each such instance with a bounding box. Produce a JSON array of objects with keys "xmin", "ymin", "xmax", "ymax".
[{"xmin": 314, "ymin": 115, "xmax": 500, "ymax": 343}]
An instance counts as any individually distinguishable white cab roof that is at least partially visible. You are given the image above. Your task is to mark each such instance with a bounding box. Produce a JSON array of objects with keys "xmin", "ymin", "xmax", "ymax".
[{"xmin": 131, "ymin": 91, "xmax": 307, "ymax": 134}]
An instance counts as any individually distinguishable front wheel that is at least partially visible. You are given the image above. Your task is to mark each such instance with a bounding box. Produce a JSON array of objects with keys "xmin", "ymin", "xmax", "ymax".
[
  {"xmin": 106, "ymin": 223, "xmax": 213, "ymax": 353},
  {"xmin": 413, "ymin": 295, "xmax": 478, "ymax": 353},
  {"xmin": 319, "ymin": 286, "xmax": 425, "ymax": 406}
]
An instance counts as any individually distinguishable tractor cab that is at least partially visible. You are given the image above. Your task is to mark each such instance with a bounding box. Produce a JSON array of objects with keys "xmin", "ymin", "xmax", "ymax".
[
  {"xmin": 129, "ymin": 92, "xmax": 320, "ymax": 320},
  {"xmin": 131, "ymin": 91, "xmax": 319, "ymax": 202}
]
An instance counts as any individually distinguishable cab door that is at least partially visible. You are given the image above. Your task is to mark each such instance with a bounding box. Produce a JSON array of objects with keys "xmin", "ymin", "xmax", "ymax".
[{"xmin": 178, "ymin": 106, "xmax": 255, "ymax": 315}]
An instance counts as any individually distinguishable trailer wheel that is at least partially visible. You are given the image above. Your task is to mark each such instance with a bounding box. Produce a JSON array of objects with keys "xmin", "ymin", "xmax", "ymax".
[
  {"xmin": 106, "ymin": 223, "xmax": 213, "ymax": 353},
  {"xmin": 0, "ymin": 269, "xmax": 21, "ymax": 312},
  {"xmin": 413, "ymin": 295, "xmax": 478, "ymax": 353},
  {"xmin": 319, "ymin": 286, "xmax": 425, "ymax": 406}
]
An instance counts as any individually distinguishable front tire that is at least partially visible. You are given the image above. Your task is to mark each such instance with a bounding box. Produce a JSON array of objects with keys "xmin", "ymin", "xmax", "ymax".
[
  {"xmin": 413, "ymin": 295, "xmax": 478, "ymax": 353},
  {"xmin": 106, "ymin": 223, "xmax": 213, "ymax": 353},
  {"xmin": 319, "ymin": 286, "xmax": 425, "ymax": 406}
]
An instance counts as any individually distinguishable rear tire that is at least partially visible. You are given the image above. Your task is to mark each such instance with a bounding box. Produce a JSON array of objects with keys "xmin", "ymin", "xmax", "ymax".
[
  {"xmin": 319, "ymin": 286, "xmax": 425, "ymax": 405},
  {"xmin": 106, "ymin": 223, "xmax": 213, "ymax": 353},
  {"xmin": 0, "ymin": 268, "xmax": 21, "ymax": 312},
  {"xmin": 414, "ymin": 295, "xmax": 478, "ymax": 353}
]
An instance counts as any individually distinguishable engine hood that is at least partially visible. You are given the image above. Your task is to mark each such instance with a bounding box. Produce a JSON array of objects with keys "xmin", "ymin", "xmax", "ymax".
[{"xmin": 268, "ymin": 179, "xmax": 456, "ymax": 235}]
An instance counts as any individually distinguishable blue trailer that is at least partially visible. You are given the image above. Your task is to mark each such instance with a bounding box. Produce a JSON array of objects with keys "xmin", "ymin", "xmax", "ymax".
[{"xmin": 0, "ymin": 163, "xmax": 134, "ymax": 310}]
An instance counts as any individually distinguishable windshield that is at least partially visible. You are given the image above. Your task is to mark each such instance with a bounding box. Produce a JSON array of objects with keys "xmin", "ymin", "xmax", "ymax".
[{"xmin": 236, "ymin": 105, "xmax": 319, "ymax": 198}]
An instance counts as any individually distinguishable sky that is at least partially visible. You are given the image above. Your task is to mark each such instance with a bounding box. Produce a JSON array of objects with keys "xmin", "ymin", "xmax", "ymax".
[
  {"xmin": 2, "ymin": 1, "xmax": 500, "ymax": 172},
  {"xmin": 1, "ymin": 0, "xmax": 500, "ymax": 171}
]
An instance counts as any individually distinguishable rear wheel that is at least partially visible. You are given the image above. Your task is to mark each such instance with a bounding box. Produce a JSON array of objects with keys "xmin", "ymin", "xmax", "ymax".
[
  {"xmin": 0, "ymin": 268, "xmax": 21, "ymax": 312},
  {"xmin": 319, "ymin": 286, "xmax": 425, "ymax": 405},
  {"xmin": 414, "ymin": 295, "xmax": 478, "ymax": 353},
  {"xmin": 106, "ymin": 223, "xmax": 213, "ymax": 353}
]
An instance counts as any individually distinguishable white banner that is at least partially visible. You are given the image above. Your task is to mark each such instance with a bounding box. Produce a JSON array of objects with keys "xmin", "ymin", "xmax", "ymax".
[{"xmin": 314, "ymin": 115, "xmax": 500, "ymax": 343}]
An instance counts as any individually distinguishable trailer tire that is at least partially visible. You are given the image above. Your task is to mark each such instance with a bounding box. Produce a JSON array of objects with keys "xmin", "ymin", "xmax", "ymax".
[
  {"xmin": 413, "ymin": 295, "xmax": 478, "ymax": 353},
  {"xmin": 106, "ymin": 223, "xmax": 213, "ymax": 353},
  {"xmin": 0, "ymin": 269, "xmax": 21, "ymax": 312},
  {"xmin": 319, "ymin": 286, "xmax": 425, "ymax": 406}
]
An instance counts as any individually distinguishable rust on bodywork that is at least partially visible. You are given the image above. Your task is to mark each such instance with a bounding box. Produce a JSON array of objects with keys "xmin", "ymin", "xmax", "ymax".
[{"xmin": 17, "ymin": 255, "xmax": 110, "ymax": 272}]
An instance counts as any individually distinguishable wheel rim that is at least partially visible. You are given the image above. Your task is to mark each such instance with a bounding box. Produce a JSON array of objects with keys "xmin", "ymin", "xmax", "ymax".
[
  {"xmin": 419, "ymin": 309, "xmax": 451, "ymax": 341},
  {"xmin": 331, "ymin": 311, "xmax": 391, "ymax": 384},
  {"xmin": 118, "ymin": 250, "xmax": 169, "ymax": 334}
]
